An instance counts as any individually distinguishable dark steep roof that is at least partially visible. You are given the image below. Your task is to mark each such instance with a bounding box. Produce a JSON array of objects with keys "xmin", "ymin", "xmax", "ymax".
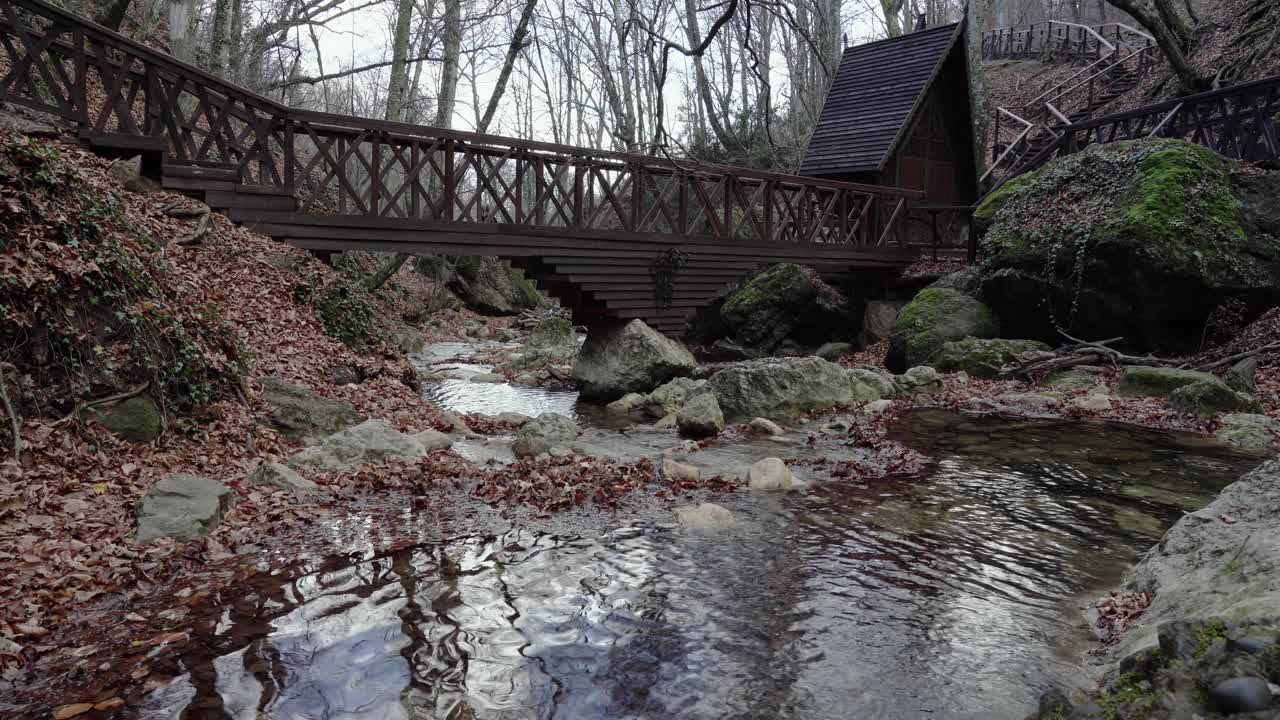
[{"xmin": 799, "ymin": 23, "xmax": 963, "ymax": 176}]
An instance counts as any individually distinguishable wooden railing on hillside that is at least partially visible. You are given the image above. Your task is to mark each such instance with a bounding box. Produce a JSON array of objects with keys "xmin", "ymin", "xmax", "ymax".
[
  {"xmin": 982, "ymin": 22, "xmax": 1158, "ymax": 192},
  {"xmin": 0, "ymin": 0, "xmax": 920, "ymax": 248},
  {"xmin": 1020, "ymin": 74, "xmax": 1280, "ymax": 169},
  {"xmin": 981, "ymin": 19, "xmax": 1154, "ymax": 61}
]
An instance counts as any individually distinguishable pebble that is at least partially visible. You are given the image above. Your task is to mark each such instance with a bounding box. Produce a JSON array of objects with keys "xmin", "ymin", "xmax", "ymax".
[
  {"xmin": 1230, "ymin": 635, "xmax": 1277, "ymax": 654},
  {"xmin": 1209, "ymin": 677, "xmax": 1273, "ymax": 714}
]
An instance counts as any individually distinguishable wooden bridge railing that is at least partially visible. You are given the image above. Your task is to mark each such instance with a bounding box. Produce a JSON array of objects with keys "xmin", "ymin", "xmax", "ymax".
[
  {"xmin": 0, "ymin": 0, "xmax": 921, "ymax": 248},
  {"xmin": 981, "ymin": 20, "xmax": 1155, "ymax": 62}
]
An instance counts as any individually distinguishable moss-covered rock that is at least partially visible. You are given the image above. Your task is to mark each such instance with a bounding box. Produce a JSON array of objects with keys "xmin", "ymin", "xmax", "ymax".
[
  {"xmin": 90, "ymin": 395, "xmax": 163, "ymax": 443},
  {"xmin": 389, "ymin": 324, "xmax": 425, "ymax": 354},
  {"xmin": 886, "ymin": 288, "xmax": 1000, "ymax": 372},
  {"xmin": 1214, "ymin": 413, "xmax": 1280, "ymax": 452},
  {"xmin": 932, "ymin": 337, "xmax": 1049, "ymax": 378},
  {"xmin": 260, "ymin": 376, "xmax": 363, "ymax": 445},
  {"xmin": 705, "ymin": 357, "xmax": 855, "ymax": 421},
  {"xmin": 676, "ymin": 392, "xmax": 724, "ymax": 438},
  {"xmin": 448, "ymin": 256, "xmax": 543, "ymax": 315},
  {"xmin": 976, "ymin": 139, "xmax": 1280, "ymax": 351},
  {"xmin": 1117, "ymin": 366, "xmax": 1217, "ymax": 397},
  {"xmin": 1167, "ymin": 378, "xmax": 1262, "ymax": 418},
  {"xmin": 314, "ymin": 279, "xmax": 386, "ymax": 352},
  {"xmin": 529, "ymin": 316, "xmax": 574, "ymax": 348},
  {"xmin": 719, "ymin": 263, "xmax": 850, "ymax": 353}
]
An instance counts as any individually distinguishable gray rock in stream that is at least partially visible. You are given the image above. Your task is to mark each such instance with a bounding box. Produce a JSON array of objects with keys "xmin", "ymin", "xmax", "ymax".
[
  {"xmin": 1104, "ymin": 460, "xmax": 1280, "ymax": 661},
  {"xmin": 136, "ymin": 474, "xmax": 235, "ymax": 542},
  {"xmin": 287, "ymin": 419, "xmax": 451, "ymax": 471},
  {"xmin": 706, "ymin": 357, "xmax": 856, "ymax": 422},
  {"xmin": 572, "ymin": 319, "xmax": 696, "ymax": 400},
  {"xmin": 676, "ymin": 393, "xmax": 724, "ymax": 438},
  {"xmin": 512, "ymin": 412, "xmax": 579, "ymax": 458}
]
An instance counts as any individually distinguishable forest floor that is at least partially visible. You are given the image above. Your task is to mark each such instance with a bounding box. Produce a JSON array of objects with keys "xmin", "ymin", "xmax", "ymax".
[{"xmin": 1, "ymin": 136, "xmax": 1278, "ymax": 718}]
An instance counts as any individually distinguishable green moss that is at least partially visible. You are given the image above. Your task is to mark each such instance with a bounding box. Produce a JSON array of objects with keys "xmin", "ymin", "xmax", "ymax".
[
  {"xmin": 974, "ymin": 170, "xmax": 1038, "ymax": 230},
  {"xmin": 313, "ymin": 279, "xmax": 387, "ymax": 352},
  {"xmin": 1193, "ymin": 620, "xmax": 1227, "ymax": 658},
  {"xmin": 720, "ymin": 263, "xmax": 810, "ymax": 318},
  {"xmin": 1097, "ymin": 672, "xmax": 1159, "ymax": 720},
  {"xmin": 893, "ymin": 288, "xmax": 999, "ymax": 367}
]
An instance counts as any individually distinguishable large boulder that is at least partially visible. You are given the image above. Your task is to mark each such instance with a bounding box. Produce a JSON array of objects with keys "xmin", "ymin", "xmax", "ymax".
[
  {"xmin": 862, "ymin": 300, "xmax": 905, "ymax": 344},
  {"xmin": 136, "ymin": 474, "xmax": 234, "ymax": 542},
  {"xmin": 287, "ymin": 419, "xmax": 451, "ymax": 471},
  {"xmin": 718, "ymin": 263, "xmax": 851, "ymax": 353},
  {"xmin": 975, "ymin": 139, "xmax": 1280, "ymax": 351},
  {"xmin": 260, "ymin": 376, "xmax": 362, "ymax": 445},
  {"xmin": 676, "ymin": 392, "xmax": 724, "ymax": 438},
  {"xmin": 638, "ymin": 377, "xmax": 707, "ymax": 419},
  {"xmin": 1167, "ymin": 378, "xmax": 1261, "ymax": 418},
  {"xmin": 1117, "ymin": 366, "xmax": 1217, "ymax": 397},
  {"xmin": 512, "ymin": 412, "xmax": 579, "ymax": 458},
  {"xmin": 932, "ymin": 337, "xmax": 1050, "ymax": 378},
  {"xmin": 90, "ymin": 395, "xmax": 162, "ymax": 443},
  {"xmin": 1215, "ymin": 413, "xmax": 1280, "ymax": 452},
  {"xmin": 706, "ymin": 356, "xmax": 855, "ymax": 422},
  {"xmin": 572, "ymin": 320, "xmax": 696, "ymax": 400},
  {"xmin": 886, "ymin": 288, "xmax": 999, "ymax": 372},
  {"xmin": 447, "ymin": 256, "xmax": 543, "ymax": 315}
]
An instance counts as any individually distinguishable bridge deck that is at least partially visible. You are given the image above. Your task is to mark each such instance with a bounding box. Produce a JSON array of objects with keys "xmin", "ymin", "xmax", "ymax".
[{"xmin": 0, "ymin": 0, "xmax": 922, "ymax": 332}]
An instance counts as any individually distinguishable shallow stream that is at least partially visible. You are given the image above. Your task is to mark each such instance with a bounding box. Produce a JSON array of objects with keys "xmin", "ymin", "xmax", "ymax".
[{"xmin": 129, "ymin": 344, "xmax": 1262, "ymax": 719}]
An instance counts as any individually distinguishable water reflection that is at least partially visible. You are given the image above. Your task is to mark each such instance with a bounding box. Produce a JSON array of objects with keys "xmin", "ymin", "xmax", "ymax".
[{"xmin": 135, "ymin": 411, "xmax": 1261, "ymax": 719}]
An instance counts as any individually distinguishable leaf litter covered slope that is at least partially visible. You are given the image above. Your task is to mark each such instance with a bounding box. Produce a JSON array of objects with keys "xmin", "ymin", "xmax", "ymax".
[{"xmin": 0, "ymin": 130, "xmax": 448, "ymax": 642}]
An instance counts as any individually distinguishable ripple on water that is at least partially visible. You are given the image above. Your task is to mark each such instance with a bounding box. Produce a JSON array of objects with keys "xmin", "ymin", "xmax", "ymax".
[{"xmin": 131, "ymin": 404, "xmax": 1264, "ymax": 719}]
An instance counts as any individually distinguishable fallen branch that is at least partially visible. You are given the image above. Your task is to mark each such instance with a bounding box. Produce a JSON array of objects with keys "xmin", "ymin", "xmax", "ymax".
[
  {"xmin": 55, "ymin": 382, "xmax": 150, "ymax": 426},
  {"xmin": 0, "ymin": 366, "xmax": 19, "ymax": 463},
  {"xmin": 175, "ymin": 209, "xmax": 212, "ymax": 246},
  {"xmin": 164, "ymin": 202, "xmax": 211, "ymax": 220},
  {"xmin": 1193, "ymin": 341, "xmax": 1280, "ymax": 372}
]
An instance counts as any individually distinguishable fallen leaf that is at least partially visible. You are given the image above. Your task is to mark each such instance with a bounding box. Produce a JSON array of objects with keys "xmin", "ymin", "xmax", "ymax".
[{"xmin": 52, "ymin": 703, "xmax": 94, "ymax": 719}]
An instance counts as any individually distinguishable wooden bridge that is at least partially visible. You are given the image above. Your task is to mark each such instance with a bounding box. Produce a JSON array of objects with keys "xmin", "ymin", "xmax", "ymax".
[{"xmin": 0, "ymin": 0, "xmax": 923, "ymax": 336}]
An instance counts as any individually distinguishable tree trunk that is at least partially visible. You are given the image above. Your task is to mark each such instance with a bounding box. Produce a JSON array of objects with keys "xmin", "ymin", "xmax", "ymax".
[
  {"xmin": 167, "ymin": 0, "xmax": 198, "ymax": 61},
  {"xmin": 367, "ymin": 0, "xmax": 463, "ymax": 293},
  {"xmin": 1103, "ymin": 0, "xmax": 1206, "ymax": 91},
  {"xmin": 96, "ymin": 0, "xmax": 132, "ymax": 31},
  {"xmin": 208, "ymin": 0, "xmax": 231, "ymax": 74},
  {"xmin": 478, "ymin": 0, "xmax": 539, "ymax": 133},
  {"xmin": 385, "ymin": 0, "xmax": 416, "ymax": 123}
]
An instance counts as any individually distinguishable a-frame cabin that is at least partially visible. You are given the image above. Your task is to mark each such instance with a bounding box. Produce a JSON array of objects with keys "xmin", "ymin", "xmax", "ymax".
[{"xmin": 800, "ymin": 22, "xmax": 979, "ymax": 209}]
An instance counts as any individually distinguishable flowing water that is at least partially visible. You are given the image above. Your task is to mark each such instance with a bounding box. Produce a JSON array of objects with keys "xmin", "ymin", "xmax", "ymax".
[{"xmin": 129, "ymin": 345, "xmax": 1263, "ymax": 719}]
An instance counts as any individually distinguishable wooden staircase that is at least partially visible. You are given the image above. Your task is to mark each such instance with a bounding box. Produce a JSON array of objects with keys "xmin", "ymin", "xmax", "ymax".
[{"xmin": 981, "ymin": 22, "xmax": 1158, "ymax": 194}]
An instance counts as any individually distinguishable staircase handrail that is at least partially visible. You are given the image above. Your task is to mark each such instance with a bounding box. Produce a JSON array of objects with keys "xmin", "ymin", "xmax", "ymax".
[
  {"xmin": 1041, "ymin": 44, "xmax": 1152, "ymax": 112},
  {"xmin": 1023, "ymin": 48, "xmax": 1121, "ymax": 108},
  {"xmin": 1045, "ymin": 20, "xmax": 1116, "ymax": 53}
]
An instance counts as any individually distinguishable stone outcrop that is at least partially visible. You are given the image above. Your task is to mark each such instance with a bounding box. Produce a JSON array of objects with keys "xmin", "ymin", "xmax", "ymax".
[
  {"xmin": 1028, "ymin": 460, "xmax": 1280, "ymax": 719},
  {"xmin": 446, "ymin": 255, "xmax": 543, "ymax": 315},
  {"xmin": 975, "ymin": 139, "xmax": 1280, "ymax": 352},
  {"xmin": 718, "ymin": 263, "xmax": 851, "ymax": 354},
  {"xmin": 260, "ymin": 376, "xmax": 362, "ymax": 445},
  {"xmin": 862, "ymin": 300, "xmax": 905, "ymax": 344},
  {"xmin": 90, "ymin": 395, "xmax": 163, "ymax": 443},
  {"xmin": 706, "ymin": 357, "xmax": 858, "ymax": 422},
  {"xmin": 246, "ymin": 462, "xmax": 319, "ymax": 493},
  {"xmin": 1117, "ymin": 366, "xmax": 1217, "ymax": 397},
  {"xmin": 676, "ymin": 392, "xmax": 724, "ymax": 438},
  {"xmin": 892, "ymin": 366, "xmax": 943, "ymax": 396},
  {"xmin": 572, "ymin": 319, "xmax": 696, "ymax": 400},
  {"xmin": 1214, "ymin": 413, "xmax": 1280, "ymax": 452},
  {"xmin": 136, "ymin": 474, "xmax": 235, "ymax": 542},
  {"xmin": 512, "ymin": 412, "xmax": 579, "ymax": 458},
  {"xmin": 287, "ymin": 419, "xmax": 451, "ymax": 471},
  {"xmin": 886, "ymin": 288, "xmax": 999, "ymax": 372},
  {"xmin": 1167, "ymin": 378, "xmax": 1261, "ymax": 418},
  {"xmin": 931, "ymin": 337, "xmax": 1050, "ymax": 378}
]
